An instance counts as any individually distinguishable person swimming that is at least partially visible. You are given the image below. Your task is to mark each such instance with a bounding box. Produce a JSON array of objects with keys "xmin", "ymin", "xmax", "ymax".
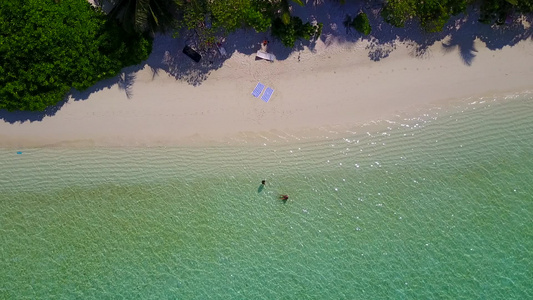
[
  {"xmin": 258, "ymin": 180, "xmax": 266, "ymax": 193},
  {"xmin": 279, "ymin": 194, "xmax": 289, "ymax": 201}
]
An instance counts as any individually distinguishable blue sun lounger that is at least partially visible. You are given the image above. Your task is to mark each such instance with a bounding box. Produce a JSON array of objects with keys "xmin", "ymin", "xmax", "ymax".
[
  {"xmin": 252, "ymin": 83, "xmax": 265, "ymax": 97},
  {"xmin": 261, "ymin": 87, "xmax": 274, "ymax": 102}
]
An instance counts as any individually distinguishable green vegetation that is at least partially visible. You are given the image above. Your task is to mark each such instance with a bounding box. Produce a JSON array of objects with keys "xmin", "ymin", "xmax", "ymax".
[
  {"xmin": 0, "ymin": 0, "xmax": 323, "ymax": 111},
  {"xmin": 179, "ymin": 0, "xmax": 319, "ymax": 47},
  {"xmin": 2, "ymin": 0, "xmax": 532, "ymax": 111},
  {"xmin": 271, "ymin": 16, "xmax": 321, "ymax": 47},
  {"xmin": 478, "ymin": 0, "xmax": 533, "ymax": 24},
  {"xmin": 382, "ymin": 0, "xmax": 470, "ymax": 32},
  {"xmin": 351, "ymin": 12, "xmax": 372, "ymax": 35},
  {"xmin": 109, "ymin": 0, "xmax": 182, "ymax": 34},
  {"xmin": 0, "ymin": 0, "xmax": 151, "ymax": 111},
  {"xmin": 271, "ymin": 0, "xmax": 318, "ymax": 47},
  {"xmin": 381, "ymin": 0, "xmax": 533, "ymax": 30},
  {"xmin": 180, "ymin": 0, "xmax": 275, "ymax": 45}
]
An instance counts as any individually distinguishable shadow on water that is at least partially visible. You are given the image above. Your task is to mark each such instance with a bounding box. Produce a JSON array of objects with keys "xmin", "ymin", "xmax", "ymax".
[{"xmin": 2, "ymin": 1, "xmax": 532, "ymax": 123}]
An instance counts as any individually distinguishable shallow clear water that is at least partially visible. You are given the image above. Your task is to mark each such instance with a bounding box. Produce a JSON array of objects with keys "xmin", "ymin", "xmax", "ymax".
[{"xmin": 1, "ymin": 94, "xmax": 532, "ymax": 299}]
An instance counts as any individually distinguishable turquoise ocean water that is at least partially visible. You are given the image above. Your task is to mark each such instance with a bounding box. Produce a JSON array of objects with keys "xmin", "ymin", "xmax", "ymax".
[{"xmin": 1, "ymin": 94, "xmax": 532, "ymax": 299}]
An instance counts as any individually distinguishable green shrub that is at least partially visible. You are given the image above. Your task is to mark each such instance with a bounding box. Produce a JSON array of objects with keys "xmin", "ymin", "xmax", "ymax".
[
  {"xmin": 271, "ymin": 16, "xmax": 322, "ymax": 47},
  {"xmin": 351, "ymin": 12, "xmax": 372, "ymax": 35},
  {"xmin": 381, "ymin": 0, "xmax": 468, "ymax": 32},
  {"xmin": 0, "ymin": 0, "xmax": 152, "ymax": 111}
]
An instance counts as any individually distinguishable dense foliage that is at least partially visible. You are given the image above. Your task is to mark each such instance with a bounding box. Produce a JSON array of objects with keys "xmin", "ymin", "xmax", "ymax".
[
  {"xmin": 478, "ymin": 0, "xmax": 533, "ymax": 24},
  {"xmin": 0, "ymin": 0, "xmax": 151, "ymax": 111},
  {"xmin": 382, "ymin": 0, "xmax": 470, "ymax": 32},
  {"xmin": 179, "ymin": 0, "xmax": 275, "ymax": 45},
  {"xmin": 108, "ymin": 0, "xmax": 182, "ymax": 34},
  {"xmin": 382, "ymin": 0, "xmax": 533, "ymax": 31},
  {"xmin": 1, "ymin": 0, "xmax": 323, "ymax": 111},
  {"xmin": 3, "ymin": 0, "xmax": 532, "ymax": 111},
  {"xmin": 178, "ymin": 0, "xmax": 320, "ymax": 47},
  {"xmin": 272, "ymin": 16, "xmax": 321, "ymax": 47},
  {"xmin": 352, "ymin": 12, "xmax": 372, "ymax": 35}
]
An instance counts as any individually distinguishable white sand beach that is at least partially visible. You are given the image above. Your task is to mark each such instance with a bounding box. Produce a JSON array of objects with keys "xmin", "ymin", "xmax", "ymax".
[{"xmin": 1, "ymin": 4, "xmax": 533, "ymax": 147}]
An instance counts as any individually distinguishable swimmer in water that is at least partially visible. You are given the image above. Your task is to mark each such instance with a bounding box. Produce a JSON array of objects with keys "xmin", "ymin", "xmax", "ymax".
[
  {"xmin": 258, "ymin": 180, "xmax": 266, "ymax": 193},
  {"xmin": 279, "ymin": 194, "xmax": 289, "ymax": 202}
]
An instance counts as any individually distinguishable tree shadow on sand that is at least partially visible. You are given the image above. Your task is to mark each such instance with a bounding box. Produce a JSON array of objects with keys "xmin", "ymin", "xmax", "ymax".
[
  {"xmin": 300, "ymin": 1, "xmax": 532, "ymax": 64},
  {"xmin": 122, "ymin": 1, "xmax": 532, "ymax": 90},
  {"xmin": 370, "ymin": 8, "xmax": 532, "ymax": 64},
  {"xmin": 149, "ymin": 29, "xmax": 298, "ymax": 85},
  {"xmin": 0, "ymin": 66, "xmax": 140, "ymax": 123},
  {"xmin": 0, "ymin": 98, "xmax": 68, "ymax": 124}
]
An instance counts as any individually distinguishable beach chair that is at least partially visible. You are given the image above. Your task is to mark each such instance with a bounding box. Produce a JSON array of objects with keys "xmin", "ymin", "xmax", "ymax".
[
  {"xmin": 252, "ymin": 83, "xmax": 265, "ymax": 97},
  {"xmin": 261, "ymin": 87, "xmax": 274, "ymax": 103},
  {"xmin": 256, "ymin": 50, "xmax": 275, "ymax": 62}
]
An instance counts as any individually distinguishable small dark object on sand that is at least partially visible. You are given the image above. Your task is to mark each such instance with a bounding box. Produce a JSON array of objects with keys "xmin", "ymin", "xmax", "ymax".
[{"xmin": 183, "ymin": 45, "xmax": 201, "ymax": 63}]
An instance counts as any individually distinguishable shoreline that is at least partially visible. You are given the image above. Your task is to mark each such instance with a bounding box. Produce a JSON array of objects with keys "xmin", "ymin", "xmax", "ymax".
[
  {"xmin": 1, "ymin": 20, "xmax": 533, "ymax": 148},
  {"xmin": 1, "ymin": 88, "xmax": 531, "ymax": 149}
]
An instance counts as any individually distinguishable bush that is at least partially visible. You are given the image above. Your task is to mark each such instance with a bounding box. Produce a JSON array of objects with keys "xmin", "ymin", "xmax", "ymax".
[
  {"xmin": 351, "ymin": 12, "xmax": 372, "ymax": 35},
  {"xmin": 271, "ymin": 16, "xmax": 322, "ymax": 47},
  {"xmin": 381, "ymin": 0, "xmax": 468, "ymax": 32},
  {"xmin": 0, "ymin": 0, "xmax": 152, "ymax": 111}
]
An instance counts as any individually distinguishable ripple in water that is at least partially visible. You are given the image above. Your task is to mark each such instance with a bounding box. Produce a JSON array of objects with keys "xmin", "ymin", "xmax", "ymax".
[{"xmin": 1, "ymin": 93, "xmax": 532, "ymax": 298}]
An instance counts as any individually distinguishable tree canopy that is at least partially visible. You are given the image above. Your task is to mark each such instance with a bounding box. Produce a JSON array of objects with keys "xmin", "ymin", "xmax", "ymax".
[
  {"xmin": 382, "ymin": 0, "xmax": 533, "ymax": 31},
  {"xmin": 0, "ymin": 0, "xmax": 151, "ymax": 111},
  {"xmin": 108, "ymin": 0, "xmax": 183, "ymax": 34},
  {"xmin": 2, "ymin": 0, "xmax": 531, "ymax": 111},
  {"xmin": 382, "ymin": 0, "xmax": 471, "ymax": 32},
  {"xmin": 0, "ymin": 0, "xmax": 321, "ymax": 111},
  {"xmin": 179, "ymin": 0, "xmax": 319, "ymax": 47}
]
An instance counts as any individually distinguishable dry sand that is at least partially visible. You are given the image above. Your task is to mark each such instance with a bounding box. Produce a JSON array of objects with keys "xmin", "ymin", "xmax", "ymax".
[{"xmin": 1, "ymin": 4, "xmax": 533, "ymax": 147}]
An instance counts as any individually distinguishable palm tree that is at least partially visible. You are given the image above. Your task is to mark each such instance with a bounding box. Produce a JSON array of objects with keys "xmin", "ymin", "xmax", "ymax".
[{"xmin": 107, "ymin": 0, "xmax": 182, "ymax": 34}]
